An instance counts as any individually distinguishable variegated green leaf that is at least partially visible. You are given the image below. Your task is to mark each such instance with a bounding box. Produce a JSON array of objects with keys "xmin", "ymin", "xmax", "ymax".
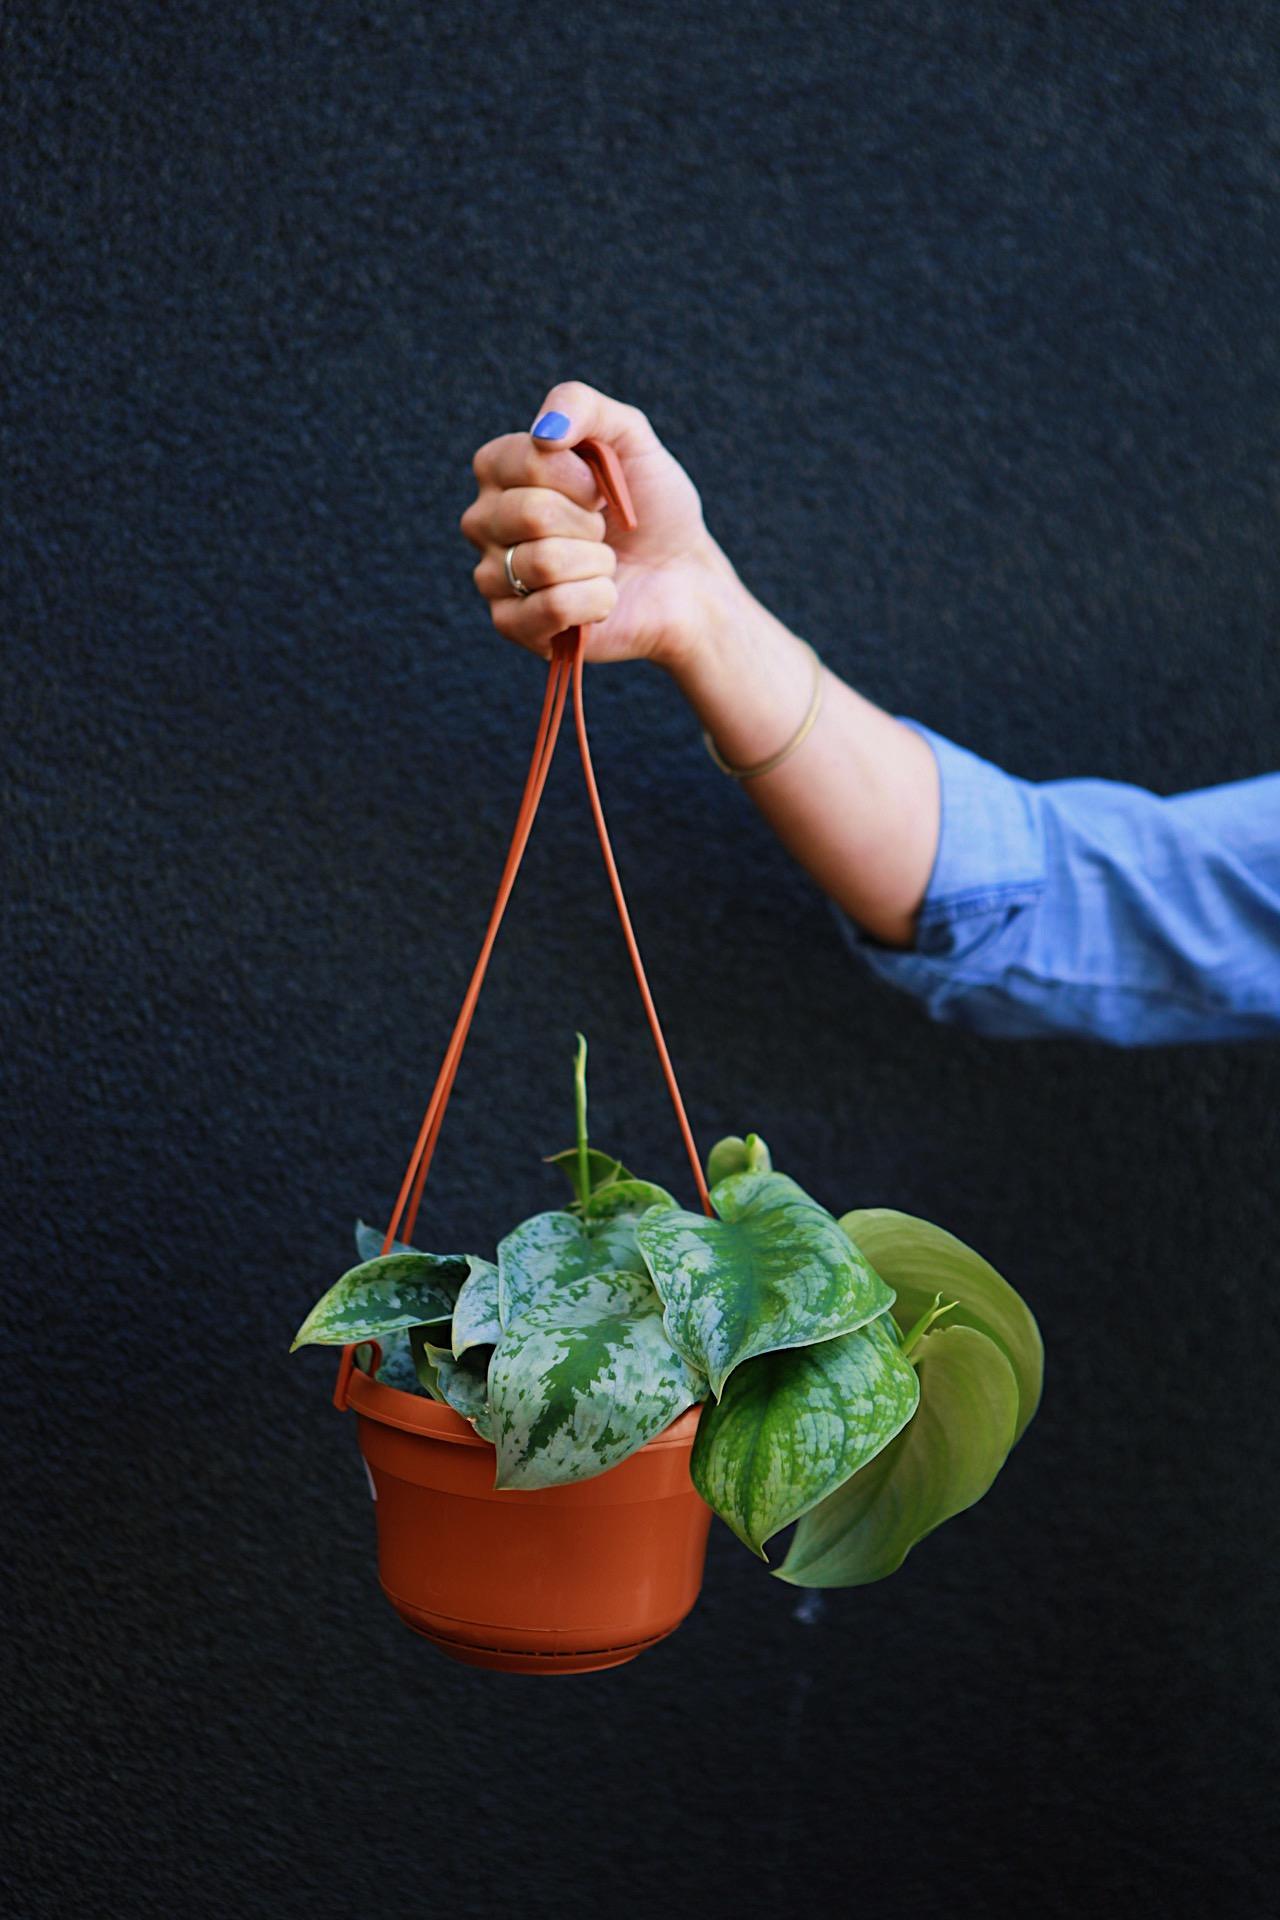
[
  {"xmin": 839, "ymin": 1209, "xmax": 1042, "ymax": 1443},
  {"xmin": 581, "ymin": 1179, "xmax": 676, "ymax": 1222},
  {"xmin": 354, "ymin": 1219, "xmax": 419, "ymax": 1264},
  {"xmin": 402, "ymin": 1324, "xmax": 447, "ymax": 1403},
  {"xmin": 290, "ymin": 1252, "xmax": 462, "ymax": 1351},
  {"xmin": 497, "ymin": 1209, "xmax": 651, "ymax": 1330},
  {"xmin": 635, "ymin": 1171, "xmax": 896, "ymax": 1398},
  {"xmin": 489, "ymin": 1271, "xmax": 706, "ymax": 1491},
  {"xmin": 451, "ymin": 1257, "xmax": 501, "ymax": 1358},
  {"xmin": 410, "ymin": 1324, "xmax": 495, "ymax": 1437},
  {"xmin": 691, "ymin": 1311, "xmax": 919, "ymax": 1558},
  {"xmin": 776, "ymin": 1324, "xmax": 1020, "ymax": 1588},
  {"xmin": 706, "ymin": 1133, "xmax": 772, "ymax": 1185},
  {"xmin": 543, "ymin": 1147, "xmax": 631, "ymax": 1204},
  {"xmin": 356, "ymin": 1327, "xmax": 421, "ymax": 1395}
]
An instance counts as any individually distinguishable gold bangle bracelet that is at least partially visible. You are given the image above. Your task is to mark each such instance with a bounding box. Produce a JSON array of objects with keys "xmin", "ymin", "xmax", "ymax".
[{"xmin": 701, "ymin": 641, "xmax": 825, "ymax": 780}]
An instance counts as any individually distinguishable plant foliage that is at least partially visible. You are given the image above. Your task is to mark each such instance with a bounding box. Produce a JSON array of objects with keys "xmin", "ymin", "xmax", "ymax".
[{"xmin": 291, "ymin": 1039, "xmax": 1042, "ymax": 1586}]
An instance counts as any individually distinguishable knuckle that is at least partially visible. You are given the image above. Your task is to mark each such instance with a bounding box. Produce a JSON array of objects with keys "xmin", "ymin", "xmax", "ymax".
[
  {"xmin": 534, "ymin": 537, "xmax": 570, "ymax": 582},
  {"xmin": 541, "ymin": 583, "xmax": 577, "ymax": 626},
  {"xmin": 524, "ymin": 494, "xmax": 560, "ymax": 541},
  {"xmin": 460, "ymin": 497, "xmax": 489, "ymax": 544}
]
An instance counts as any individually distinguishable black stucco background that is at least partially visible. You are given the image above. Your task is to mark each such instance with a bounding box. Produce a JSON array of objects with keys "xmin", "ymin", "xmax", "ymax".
[{"xmin": 5, "ymin": 2, "xmax": 1279, "ymax": 1914}]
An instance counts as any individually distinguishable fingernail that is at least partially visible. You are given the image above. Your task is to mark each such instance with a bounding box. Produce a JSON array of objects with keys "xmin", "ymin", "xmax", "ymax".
[{"xmin": 531, "ymin": 410, "xmax": 570, "ymax": 441}]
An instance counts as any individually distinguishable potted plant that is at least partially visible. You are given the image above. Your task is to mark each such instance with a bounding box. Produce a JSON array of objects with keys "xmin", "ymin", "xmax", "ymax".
[{"xmin": 293, "ymin": 1037, "xmax": 1042, "ymax": 1674}]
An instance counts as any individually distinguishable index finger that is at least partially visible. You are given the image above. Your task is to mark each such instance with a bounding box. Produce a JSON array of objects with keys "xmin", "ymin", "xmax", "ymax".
[{"xmin": 471, "ymin": 432, "xmax": 605, "ymax": 512}]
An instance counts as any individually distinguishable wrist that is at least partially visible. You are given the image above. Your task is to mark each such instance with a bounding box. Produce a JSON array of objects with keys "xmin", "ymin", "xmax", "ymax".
[
  {"xmin": 656, "ymin": 538, "xmax": 819, "ymax": 770},
  {"xmin": 653, "ymin": 534, "xmax": 757, "ymax": 686}
]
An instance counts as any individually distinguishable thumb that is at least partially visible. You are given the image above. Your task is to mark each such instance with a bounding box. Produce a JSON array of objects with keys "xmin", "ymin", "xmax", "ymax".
[{"xmin": 528, "ymin": 380, "xmax": 659, "ymax": 469}]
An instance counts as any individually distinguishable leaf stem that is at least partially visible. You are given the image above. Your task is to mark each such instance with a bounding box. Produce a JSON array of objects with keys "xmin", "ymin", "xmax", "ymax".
[
  {"xmin": 573, "ymin": 1032, "xmax": 590, "ymax": 1209},
  {"xmin": 901, "ymin": 1292, "xmax": 959, "ymax": 1359}
]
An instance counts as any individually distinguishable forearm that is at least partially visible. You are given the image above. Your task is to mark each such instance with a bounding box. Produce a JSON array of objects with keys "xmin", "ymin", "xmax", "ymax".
[{"xmin": 664, "ymin": 537, "xmax": 940, "ymax": 948}]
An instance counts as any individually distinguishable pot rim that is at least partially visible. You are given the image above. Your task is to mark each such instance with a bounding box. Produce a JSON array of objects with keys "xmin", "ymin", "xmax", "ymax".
[{"xmin": 345, "ymin": 1366, "xmax": 703, "ymax": 1451}]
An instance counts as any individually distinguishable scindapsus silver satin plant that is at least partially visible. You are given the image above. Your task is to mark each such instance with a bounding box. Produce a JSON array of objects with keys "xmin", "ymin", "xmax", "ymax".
[{"xmin": 292, "ymin": 1038, "xmax": 1042, "ymax": 1586}]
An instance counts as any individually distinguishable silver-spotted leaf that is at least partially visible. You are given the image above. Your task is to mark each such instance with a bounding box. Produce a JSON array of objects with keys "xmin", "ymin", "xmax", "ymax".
[
  {"xmin": 451, "ymin": 1257, "xmax": 501, "ymax": 1358},
  {"xmin": 497, "ymin": 1209, "xmax": 651, "ymax": 1330},
  {"xmin": 706, "ymin": 1134, "xmax": 772, "ymax": 1185},
  {"xmin": 839, "ymin": 1210, "xmax": 1042, "ymax": 1442},
  {"xmin": 581, "ymin": 1179, "xmax": 677, "ymax": 1222},
  {"xmin": 691, "ymin": 1311, "xmax": 919, "ymax": 1558},
  {"xmin": 354, "ymin": 1219, "xmax": 419, "ymax": 1264},
  {"xmin": 776, "ymin": 1323, "xmax": 1020, "ymax": 1588},
  {"xmin": 291, "ymin": 1252, "xmax": 463, "ymax": 1350},
  {"xmin": 488, "ymin": 1270, "xmax": 706, "ymax": 1491},
  {"xmin": 356, "ymin": 1327, "xmax": 421, "ymax": 1395},
  {"xmin": 635, "ymin": 1171, "xmax": 895, "ymax": 1398},
  {"xmin": 410, "ymin": 1324, "xmax": 495, "ymax": 1437}
]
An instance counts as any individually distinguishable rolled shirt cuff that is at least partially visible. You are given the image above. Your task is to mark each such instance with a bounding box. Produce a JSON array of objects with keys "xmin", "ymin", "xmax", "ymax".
[{"xmin": 833, "ymin": 719, "xmax": 1049, "ymax": 1032}]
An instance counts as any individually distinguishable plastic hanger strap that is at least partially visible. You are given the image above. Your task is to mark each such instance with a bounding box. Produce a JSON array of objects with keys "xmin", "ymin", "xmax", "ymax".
[
  {"xmin": 379, "ymin": 640, "xmax": 574, "ymax": 1253},
  {"xmin": 566, "ymin": 638, "xmax": 710, "ymax": 1220},
  {"xmin": 332, "ymin": 646, "xmax": 575, "ymax": 1410},
  {"xmin": 376, "ymin": 433, "xmax": 709, "ymax": 1249}
]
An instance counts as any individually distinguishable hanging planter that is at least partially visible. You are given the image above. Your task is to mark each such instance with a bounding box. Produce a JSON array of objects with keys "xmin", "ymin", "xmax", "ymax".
[
  {"xmin": 337, "ymin": 1367, "xmax": 709, "ymax": 1674},
  {"xmin": 292, "ymin": 440, "xmax": 1044, "ymax": 1675}
]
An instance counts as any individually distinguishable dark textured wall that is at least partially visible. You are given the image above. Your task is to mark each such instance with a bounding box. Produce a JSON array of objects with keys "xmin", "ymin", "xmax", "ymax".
[{"xmin": 5, "ymin": 3, "xmax": 1279, "ymax": 1915}]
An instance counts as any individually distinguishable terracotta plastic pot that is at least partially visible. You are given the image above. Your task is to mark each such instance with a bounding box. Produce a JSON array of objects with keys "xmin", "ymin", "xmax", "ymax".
[{"xmin": 338, "ymin": 1359, "xmax": 713, "ymax": 1674}]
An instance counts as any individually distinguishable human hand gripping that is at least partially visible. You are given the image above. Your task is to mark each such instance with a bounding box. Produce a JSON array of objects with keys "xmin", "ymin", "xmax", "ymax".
[
  {"xmin": 461, "ymin": 379, "xmax": 939, "ymax": 948},
  {"xmin": 460, "ymin": 379, "xmax": 729, "ymax": 666}
]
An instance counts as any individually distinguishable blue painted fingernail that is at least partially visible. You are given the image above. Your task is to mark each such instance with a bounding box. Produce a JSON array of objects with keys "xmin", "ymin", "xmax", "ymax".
[{"xmin": 531, "ymin": 410, "xmax": 571, "ymax": 441}]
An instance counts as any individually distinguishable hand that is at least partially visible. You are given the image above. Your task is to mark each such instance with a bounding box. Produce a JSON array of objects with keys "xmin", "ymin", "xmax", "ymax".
[
  {"xmin": 460, "ymin": 379, "xmax": 730, "ymax": 666},
  {"xmin": 462, "ymin": 381, "xmax": 939, "ymax": 948}
]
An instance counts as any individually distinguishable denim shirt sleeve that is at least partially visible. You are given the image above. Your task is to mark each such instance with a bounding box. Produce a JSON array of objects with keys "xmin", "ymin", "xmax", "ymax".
[{"xmin": 834, "ymin": 721, "xmax": 1280, "ymax": 1045}]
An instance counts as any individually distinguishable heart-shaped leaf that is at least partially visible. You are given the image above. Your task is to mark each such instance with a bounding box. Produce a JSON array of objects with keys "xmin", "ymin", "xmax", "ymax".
[
  {"xmin": 355, "ymin": 1327, "xmax": 422, "ymax": 1395},
  {"xmin": 410, "ymin": 1325, "xmax": 495, "ymax": 1438},
  {"xmin": 543, "ymin": 1147, "xmax": 631, "ymax": 1205},
  {"xmin": 488, "ymin": 1271, "xmax": 706, "ymax": 1491},
  {"xmin": 451, "ymin": 1257, "xmax": 501, "ymax": 1358},
  {"xmin": 706, "ymin": 1133, "xmax": 772, "ymax": 1185},
  {"xmin": 635, "ymin": 1171, "xmax": 896, "ymax": 1398},
  {"xmin": 497, "ymin": 1209, "xmax": 650, "ymax": 1330},
  {"xmin": 839, "ymin": 1210, "xmax": 1042, "ymax": 1442},
  {"xmin": 290, "ymin": 1252, "xmax": 463, "ymax": 1351},
  {"xmin": 354, "ymin": 1219, "xmax": 419, "ymax": 1264},
  {"xmin": 691, "ymin": 1311, "xmax": 919, "ymax": 1558},
  {"xmin": 776, "ymin": 1323, "xmax": 1020, "ymax": 1588},
  {"xmin": 581, "ymin": 1179, "xmax": 676, "ymax": 1222}
]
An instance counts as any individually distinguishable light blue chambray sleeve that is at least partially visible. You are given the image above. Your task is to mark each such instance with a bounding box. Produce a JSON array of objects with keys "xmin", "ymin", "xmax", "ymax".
[{"xmin": 834, "ymin": 721, "xmax": 1280, "ymax": 1045}]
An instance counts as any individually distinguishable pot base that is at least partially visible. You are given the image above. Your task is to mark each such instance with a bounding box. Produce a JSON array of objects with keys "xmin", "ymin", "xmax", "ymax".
[{"xmin": 403, "ymin": 1620, "xmax": 666, "ymax": 1675}]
